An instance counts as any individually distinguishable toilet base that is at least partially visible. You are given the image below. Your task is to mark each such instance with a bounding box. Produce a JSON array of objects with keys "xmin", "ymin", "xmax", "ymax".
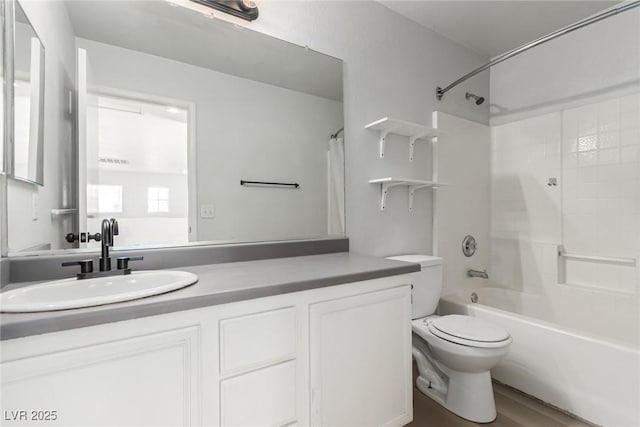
[{"xmin": 415, "ymin": 370, "xmax": 497, "ymax": 423}]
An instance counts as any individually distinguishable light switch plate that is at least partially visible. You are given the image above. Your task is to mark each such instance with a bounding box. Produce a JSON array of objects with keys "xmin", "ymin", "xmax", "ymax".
[{"xmin": 200, "ymin": 204, "xmax": 215, "ymax": 218}]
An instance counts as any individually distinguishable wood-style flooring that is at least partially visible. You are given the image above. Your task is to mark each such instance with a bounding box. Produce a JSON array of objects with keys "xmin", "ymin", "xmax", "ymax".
[{"xmin": 407, "ymin": 379, "xmax": 595, "ymax": 427}]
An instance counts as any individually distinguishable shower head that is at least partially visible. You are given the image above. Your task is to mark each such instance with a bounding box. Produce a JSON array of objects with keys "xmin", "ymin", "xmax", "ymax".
[{"xmin": 465, "ymin": 92, "xmax": 485, "ymax": 105}]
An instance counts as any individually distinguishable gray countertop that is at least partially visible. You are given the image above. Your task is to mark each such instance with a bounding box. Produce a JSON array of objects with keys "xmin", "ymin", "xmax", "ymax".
[{"xmin": 0, "ymin": 252, "xmax": 419, "ymax": 340}]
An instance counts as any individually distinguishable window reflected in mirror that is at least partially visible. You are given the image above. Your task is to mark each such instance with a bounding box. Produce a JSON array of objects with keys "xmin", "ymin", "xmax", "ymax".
[{"xmin": 85, "ymin": 95, "xmax": 189, "ymax": 248}]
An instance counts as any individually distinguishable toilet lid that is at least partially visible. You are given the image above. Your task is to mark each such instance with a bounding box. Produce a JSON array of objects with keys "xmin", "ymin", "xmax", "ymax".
[{"xmin": 427, "ymin": 315, "xmax": 510, "ymax": 347}]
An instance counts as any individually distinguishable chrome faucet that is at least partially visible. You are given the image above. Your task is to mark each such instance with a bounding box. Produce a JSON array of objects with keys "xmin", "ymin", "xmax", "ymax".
[
  {"xmin": 99, "ymin": 218, "xmax": 119, "ymax": 271},
  {"xmin": 467, "ymin": 269, "xmax": 489, "ymax": 279}
]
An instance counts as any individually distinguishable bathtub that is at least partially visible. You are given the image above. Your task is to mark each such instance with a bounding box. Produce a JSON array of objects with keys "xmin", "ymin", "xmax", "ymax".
[{"xmin": 439, "ymin": 286, "xmax": 640, "ymax": 427}]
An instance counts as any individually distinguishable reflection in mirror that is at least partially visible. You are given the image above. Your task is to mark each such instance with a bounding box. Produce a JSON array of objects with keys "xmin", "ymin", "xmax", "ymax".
[
  {"xmin": 6, "ymin": 0, "xmax": 344, "ymax": 255},
  {"xmin": 13, "ymin": 1, "xmax": 44, "ymax": 184},
  {"xmin": 85, "ymin": 94, "xmax": 189, "ymax": 247}
]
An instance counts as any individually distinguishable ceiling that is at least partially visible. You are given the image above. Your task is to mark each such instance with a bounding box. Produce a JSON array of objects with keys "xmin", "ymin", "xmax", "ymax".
[{"xmin": 380, "ymin": 1, "xmax": 619, "ymax": 58}]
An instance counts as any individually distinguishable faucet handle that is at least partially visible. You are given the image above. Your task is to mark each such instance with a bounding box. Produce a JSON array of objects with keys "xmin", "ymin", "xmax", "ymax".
[
  {"xmin": 62, "ymin": 260, "xmax": 94, "ymax": 274},
  {"xmin": 110, "ymin": 218, "xmax": 119, "ymax": 236},
  {"xmin": 116, "ymin": 256, "xmax": 143, "ymax": 270}
]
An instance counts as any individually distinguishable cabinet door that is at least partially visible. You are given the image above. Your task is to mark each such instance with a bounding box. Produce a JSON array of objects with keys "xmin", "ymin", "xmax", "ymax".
[
  {"xmin": 1, "ymin": 327, "xmax": 200, "ymax": 426},
  {"xmin": 220, "ymin": 361, "xmax": 297, "ymax": 426},
  {"xmin": 309, "ymin": 285, "xmax": 412, "ymax": 427}
]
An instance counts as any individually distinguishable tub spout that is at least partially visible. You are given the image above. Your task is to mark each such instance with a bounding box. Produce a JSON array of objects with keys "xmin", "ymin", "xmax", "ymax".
[{"xmin": 468, "ymin": 269, "xmax": 489, "ymax": 279}]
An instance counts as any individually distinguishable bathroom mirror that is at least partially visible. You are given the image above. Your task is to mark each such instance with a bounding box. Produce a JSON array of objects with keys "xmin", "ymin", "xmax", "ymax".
[
  {"xmin": 4, "ymin": 0, "xmax": 344, "ymax": 254},
  {"xmin": 12, "ymin": 0, "xmax": 44, "ymax": 185}
]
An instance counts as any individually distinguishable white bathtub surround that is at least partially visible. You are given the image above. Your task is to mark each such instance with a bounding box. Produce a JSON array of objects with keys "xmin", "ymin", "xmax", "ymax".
[
  {"xmin": 491, "ymin": 112, "xmax": 562, "ymax": 294},
  {"xmin": 490, "ymin": 90, "xmax": 640, "ymax": 344},
  {"xmin": 439, "ymin": 287, "xmax": 640, "ymax": 426},
  {"xmin": 561, "ymin": 92, "xmax": 640, "ymax": 295},
  {"xmin": 487, "ymin": 19, "xmax": 640, "ymax": 425},
  {"xmin": 433, "ymin": 112, "xmax": 491, "ymax": 296}
]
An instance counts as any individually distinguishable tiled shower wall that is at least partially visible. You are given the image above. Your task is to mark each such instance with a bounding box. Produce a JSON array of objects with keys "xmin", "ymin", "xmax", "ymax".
[
  {"xmin": 562, "ymin": 93, "xmax": 640, "ymax": 293},
  {"xmin": 491, "ymin": 91, "xmax": 640, "ymax": 296},
  {"xmin": 491, "ymin": 112, "xmax": 561, "ymax": 293}
]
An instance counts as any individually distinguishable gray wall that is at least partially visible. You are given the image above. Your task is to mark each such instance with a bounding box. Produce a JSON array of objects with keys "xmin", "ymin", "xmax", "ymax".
[
  {"xmin": 227, "ymin": 1, "xmax": 490, "ymax": 257},
  {"xmin": 7, "ymin": 1, "xmax": 75, "ymax": 252}
]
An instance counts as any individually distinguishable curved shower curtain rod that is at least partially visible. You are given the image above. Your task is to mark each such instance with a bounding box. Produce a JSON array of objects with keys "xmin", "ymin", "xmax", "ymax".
[{"xmin": 436, "ymin": 0, "xmax": 640, "ymax": 101}]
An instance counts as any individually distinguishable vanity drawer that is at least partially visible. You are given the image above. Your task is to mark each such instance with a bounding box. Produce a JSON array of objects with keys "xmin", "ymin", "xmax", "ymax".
[
  {"xmin": 219, "ymin": 307, "xmax": 296, "ymax": 374},
  {"xmin": 220, "ymin": 360, "xmax": 296, "ymax": 426}
]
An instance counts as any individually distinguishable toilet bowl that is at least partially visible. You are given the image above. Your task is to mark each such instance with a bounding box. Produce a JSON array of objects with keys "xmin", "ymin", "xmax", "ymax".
[
  {"xmin": 412, "ymin": 315, "xmax": 511, "ymax": 423},
  {"xmin": 386, "ymin": 255, "xmax": 512, "ymax": 423}
]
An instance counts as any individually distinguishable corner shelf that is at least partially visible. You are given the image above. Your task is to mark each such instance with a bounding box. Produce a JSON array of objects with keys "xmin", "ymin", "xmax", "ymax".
[
  {"xmin": 369, "ymin": 177, "xmax": 446, "ymax": 211},
  {"xmin": 364, "ymin": 117, "xmax": 444, "ymax": 162}
]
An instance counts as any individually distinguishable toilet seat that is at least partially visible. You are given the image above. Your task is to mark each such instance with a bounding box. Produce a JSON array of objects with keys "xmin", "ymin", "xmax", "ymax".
[{"xmin": 425, "ymin": 315, "xmax": 510, "ymax": 348}]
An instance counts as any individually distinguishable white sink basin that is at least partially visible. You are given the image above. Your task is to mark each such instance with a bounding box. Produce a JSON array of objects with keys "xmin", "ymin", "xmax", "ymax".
[{"xmin": 0, "ymin": 270, "xmax": 198, "ymax": 313}]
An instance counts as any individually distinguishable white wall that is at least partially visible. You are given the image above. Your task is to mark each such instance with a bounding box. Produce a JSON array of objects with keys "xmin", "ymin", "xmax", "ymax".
[
  {"xmin": 7, "ymin": 1, "xmax": 75, "ymax": 252},
  {"xmin": 490, "ymin": 8, "xmax": 640, "ymax": 123},
  {"xmin": 78, "ymin": 37, "xmax": 342, "ymax": 243},
  {"xmin": 434, "ymin": 112, "xmax": 491, "ymax": 296},
  {"xmin": 222, "ymin": 1, "xmax": 490, "ymax": 256}
]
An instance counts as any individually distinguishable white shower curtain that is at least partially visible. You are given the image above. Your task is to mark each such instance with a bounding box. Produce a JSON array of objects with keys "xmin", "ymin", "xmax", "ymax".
[{"xmin": 328, "ymin": 136, "xmax": 345, "ymax": 235}]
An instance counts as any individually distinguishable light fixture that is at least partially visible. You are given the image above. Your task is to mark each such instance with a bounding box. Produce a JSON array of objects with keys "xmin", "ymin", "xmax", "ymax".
[{"xmin": 189, "ymin": 0, "xmax": 259, "ymax": 21}]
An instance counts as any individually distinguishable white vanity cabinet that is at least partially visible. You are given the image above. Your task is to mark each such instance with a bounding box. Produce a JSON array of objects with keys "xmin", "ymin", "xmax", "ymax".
[
  {"xmin": 217, "ymin": 306, "xmax": 299, "ymax": 426},
  {"xmin": 1, "ymin": 312, "xmax": 208, "ymax": 426},
  {"xmin": 309, "ymin": 286, "xmax": 413, "ymax": 427},
  {"xmin": 1, "ymin": 276, "xmax": 412, "ymax": 426}
]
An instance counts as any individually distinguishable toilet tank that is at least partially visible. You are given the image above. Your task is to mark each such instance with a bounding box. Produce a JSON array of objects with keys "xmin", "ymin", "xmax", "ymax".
[{"xmin": 386, "ymin": 255, "xmax": 443, "ymax": 319}]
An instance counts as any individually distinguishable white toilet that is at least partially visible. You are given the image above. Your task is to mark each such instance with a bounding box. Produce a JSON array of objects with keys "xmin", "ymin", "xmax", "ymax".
[{"xmin": 387, "ymin": 255, "xmax": 512, "ymax": 423}]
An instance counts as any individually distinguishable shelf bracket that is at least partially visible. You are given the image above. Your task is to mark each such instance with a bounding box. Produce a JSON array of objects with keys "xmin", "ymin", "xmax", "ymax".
[
  {"xmin": 408, "ymin": 184, "xmax": 433, "ymax": 211},
  {"xmin": 409, "ymin": 132, "xmax": 438, "ymax": 162},
  {"xmin": 408, "ymin": 136, "xmax": 417, "ymax": 162},
  {"xmin": 380, "ymin": 182, "xmax": 404, "ymax": 211},
  {"xmin": 378, "ymin": 127, "xmax": 397, "ymax": 158}
]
